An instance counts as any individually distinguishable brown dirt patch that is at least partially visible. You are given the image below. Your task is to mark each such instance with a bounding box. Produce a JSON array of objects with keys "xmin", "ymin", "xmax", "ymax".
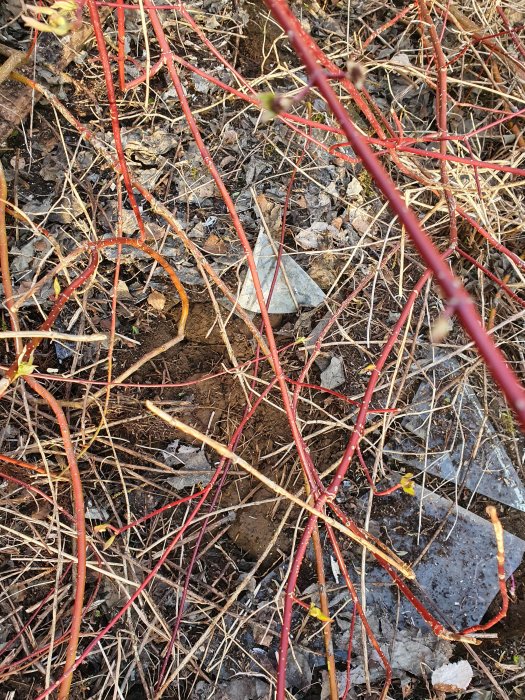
[
  {"xmin": 236, "ymin": 0, "xmax": 282, "ymax": 78},
  {"xmin": 108, "ymin": 300, "xmax": 295, "ymax": 561}
]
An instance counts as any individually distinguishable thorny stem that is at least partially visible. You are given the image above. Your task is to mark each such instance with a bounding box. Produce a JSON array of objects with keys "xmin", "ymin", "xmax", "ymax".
[
  {"xmin": 378, "ymin": 562, "xmax": 481, "ymax": 644},
  {"xmin": 85, "ymin": 236, "xmax": 189, "ymax": 335},
  {"xmin": 325, "ymin": 523, "xmax": 393, "ymax": 700},
  {"xmin": 276, "ymin": 264, "xmax": 435, "ymax": 698},
  {"xmin": 292, "ymin": 244, "xmax": 400, "ymax": 413},
  {"xmin": 356, "ymin": 445, "xmax": 408, "ymax": 497},
  {"xmin": 0, "ymin": 216, "xmax": 193, "ymax": 377},
  {"xmin": 457, "ymin": 206, "xmax": 525, "ymax": 275},
  {"xmin": 360, "ymin": 4, "xmax": 413, "ymax": 52},
  {"xmin": 144, "ymin": 405, "xmax": 414, "ymax": 577},
  {"xmin": 116, "ymin": 0, "xmax": 126, "ymax": 90},
  {"xmin": 34, "ymin": 471, "xmax": 221, "ymax": 700},
  {"xmin": 261, "ymin": 118, "xmax": 338, "ymax": 699},
  {"xmin": 0, "ymin": 234, "xmax": 188, "ymax": 400},
  {"xmin": 15, "ymin": 64, "xmax": 525, "ymax": 306},
  {"xmin": 3, "ymin": 186, "xmax": 86, "ymax": 687},
  {"xmin": 101, "ymin": 489, "xmax": 206, "ymax": 539},
  {"xmin": 10, "ymin": 70, "xmax": 273, "ymax": 360},
  {"xmin": 1, "ymin": 161, "xmax": 87, "ymax": 700},
  {"xmin": 0, "ymin": 175, "xmax": 187, "ymax": 700},
  {"xmin": 445, "ymin": 3, "xmax": 525, "ymax": 80},
  {"xmin": 0, "ymin": 251, "xmax": 99, "ymax": 398},
  {"xmin": 495, "ymin": 7, "xmax": 525, "ymax": 61},
  {"xmin": 2, "ymin": 3, "xmax": 523, "ymax": 697},
  {"xmin": 0, "ymin": 452, "xmax": 62, "ymax": 477}
]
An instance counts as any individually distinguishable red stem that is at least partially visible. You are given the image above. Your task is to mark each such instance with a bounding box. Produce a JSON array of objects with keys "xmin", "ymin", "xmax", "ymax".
[
  {"xmin": 24, "ymin": 377, "xmax": 86, "ymax": 700},
  {"xmin": 144, "ymin": 2, "xmax": 321, "ymax": 497},
  {"xmin": 325, "ymin": 524, "xmax": 392, "ymax": 699},
  {"xmin": 86, "ymin": 0, "xmax": 147, "ymax": 241},
  {"xmin": 155, "ymin": 377, "xmax": 279, "ymax": 688},
  {"xmin": 0, "ymin": 251, "xmax": 99, "ymax": 397},
  {"xmin": 34, "ymin": 452, "xmax": 237, "ymax": 698},
  {"xmin": 264, "ymin": 0, "xmax": 525, "ymax": 430},
  {"xmin": 456, "ymin": 247, "xmax": 525, "ymax": 308},
  {"xmin": 276, "ymin": 266, "xmax": 433, "ymax": 698}
]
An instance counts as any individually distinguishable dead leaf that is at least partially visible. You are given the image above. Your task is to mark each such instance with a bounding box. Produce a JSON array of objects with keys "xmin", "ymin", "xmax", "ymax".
[
  {"xmin": 203, "ymin": 233, "xmax": 228, "ymax": 255},
  {"xmin": 390, "ymin": 53, "xmax": 413, "ymax": 67},
  {"xmin": 431, "ymin": 315, "xmax": 451, "ymax": 343},
  {"xmin": 346, "ymin": 177, "xmax": 363, "ymax": 198},
  {"xmin": 296, "ymin": 222, "xmax": 338, "ymax": 250},
  {"xmin": 351, "ymin": 208, "xmax": 375, "ymax": 235},
  {"xmin": 295, "ymin": 194, "xmax": 308, "ymax": 208},
  {"xmin": 331, "ymin": 216, "xmax": 343, "ymax": 231},
  {"xmin": 147, "ymin": 290, "xmax": 166, "ymax": 311},
  {"xmin": 255, "ymin": 192, "xmax": 271, "ymax": 215}
]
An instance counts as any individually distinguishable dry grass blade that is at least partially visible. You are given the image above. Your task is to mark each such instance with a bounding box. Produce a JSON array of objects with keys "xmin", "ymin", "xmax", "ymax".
[{"xmin": 145, "ymin": 401, "xmax": 415, "ymax": 579}]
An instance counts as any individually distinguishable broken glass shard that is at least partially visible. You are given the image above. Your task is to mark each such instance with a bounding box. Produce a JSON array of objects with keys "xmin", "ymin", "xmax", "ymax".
[
  {"xmin": 361, "ymin": 478, "xmax": 525, "ymax": 631},
  {"xmin": 387, "ymin": 353, "xmax": 525, "ymax": 511},
  {"xmin": 238, "ymin": 229, "xmax": 326, "ymax": 313}
]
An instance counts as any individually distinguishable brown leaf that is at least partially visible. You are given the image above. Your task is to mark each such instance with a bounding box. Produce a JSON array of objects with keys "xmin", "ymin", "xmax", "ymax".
[
  {"xmin": 203, "ymin": 233, "xmax": 228, "ymax": 255},
  {"xmin": 147, "ymin": 290, "xmax": 166, "ymax": 311}
]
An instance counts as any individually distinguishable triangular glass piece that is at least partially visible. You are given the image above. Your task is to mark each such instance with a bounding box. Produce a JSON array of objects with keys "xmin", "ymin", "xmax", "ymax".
[
  {"xmin": 388, "ymin": 353, "xmax": 525, "ymax": 512},
  {"xmin": 238, "ymin": 229, "xmax": 325, "ymax": 313}
]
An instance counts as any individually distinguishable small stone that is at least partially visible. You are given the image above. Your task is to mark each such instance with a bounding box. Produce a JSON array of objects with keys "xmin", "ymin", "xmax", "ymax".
[
  {"xmin": 116, "ymin": 280, "xmax": 132, "ymax": 299},
  {"xmin": 320, "ymin": 355, "xmax": 345, "ymax": 390},
  {"xmin": 346, "ymin": 177, "xmax": 363, "ymax": 198},
  {"xmin": 351, "ymin": 208, "xmax": 375, "ymax": 235}
]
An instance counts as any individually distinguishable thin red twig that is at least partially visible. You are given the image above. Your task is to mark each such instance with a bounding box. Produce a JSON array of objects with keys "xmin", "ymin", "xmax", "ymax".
[{"xmin": 264, "ymin": 0, "xmax": 525, "ymax": 431}]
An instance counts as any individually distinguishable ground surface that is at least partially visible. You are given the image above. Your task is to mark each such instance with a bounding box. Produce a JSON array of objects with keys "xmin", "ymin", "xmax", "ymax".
[{"xmin": 0, "ymin": 1, "xmax": 524, "ymax": 699}]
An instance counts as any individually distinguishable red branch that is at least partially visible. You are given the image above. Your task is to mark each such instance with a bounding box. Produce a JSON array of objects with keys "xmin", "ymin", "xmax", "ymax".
[{"xmin": 264, "ymin": 0, "xmax": 525, "ymax": 430}]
